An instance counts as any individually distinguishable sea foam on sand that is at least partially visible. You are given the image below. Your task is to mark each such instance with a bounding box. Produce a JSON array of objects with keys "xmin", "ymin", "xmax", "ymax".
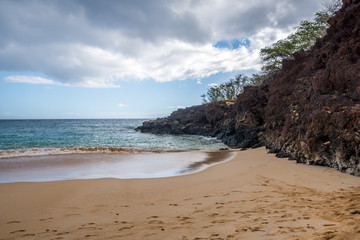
[{"xmin": 0, "ymin": 151, "xmax": 235, "ymax": 183}]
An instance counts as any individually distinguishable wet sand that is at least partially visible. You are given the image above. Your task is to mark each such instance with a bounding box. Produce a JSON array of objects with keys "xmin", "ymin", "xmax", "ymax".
[
  {"xmin": 0, "ymin": 151, "xmax": 234, "ymax": 183},
  {"xmin": 1, "ymin": 147, "xmax": 360, "ymax": 240}
]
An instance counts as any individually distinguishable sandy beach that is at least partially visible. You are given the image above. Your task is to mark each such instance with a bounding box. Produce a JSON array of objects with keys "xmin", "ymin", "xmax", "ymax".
[{"xmin": 1, "ymin": 147, "xmax": 360, "ymax": 240}]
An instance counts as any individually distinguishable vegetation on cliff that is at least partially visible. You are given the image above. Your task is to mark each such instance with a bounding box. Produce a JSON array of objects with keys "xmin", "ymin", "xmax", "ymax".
[
  {"xmin": 260, "ymin": 0, "xmax": 341, "ymax": 74},
  {"xmin": 202, "ymin": 0, "xmax": 341, "ymax": 103},
  {"xmin": 137, "ymin": 0, "xmax": 360, "ymax": 175},
  {"xmin": 201, "ymin": 74, "xmax": 263, "ymax": 103}
]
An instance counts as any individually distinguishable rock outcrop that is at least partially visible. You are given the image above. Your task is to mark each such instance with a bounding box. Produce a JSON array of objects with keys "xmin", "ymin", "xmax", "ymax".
[{"xmin": 136, "ymin": 0, "xmax": 360, "ymax": 176}]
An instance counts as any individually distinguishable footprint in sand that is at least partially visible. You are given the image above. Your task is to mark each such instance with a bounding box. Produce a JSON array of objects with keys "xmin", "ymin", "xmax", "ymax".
[
  {"xmin": 210, "ymin": 233, "xmax": 220, "ymax": 237},
  {"xmin": 148, "ymin": 220, "xmax": 164, "ymax": 224},
  {"xmin": 212, "ymin": 219, "xmax": 235, "ymax": 224},
  {"xmin": 208, "ymin": 213, "xmax": 219, "ymax": 217},
  {"xmin": 84, "ymin": 234, "xmax": 99, "ymax": 238},
  {"xmin": 307, "ymin": 224, "xmax": 315, "ymax": 230},
  {"xmin": 169, "ymin": 203, "xmax": 178, "ymax": 206},
  {"xmin": 21, "ymin": 234, "xmax": 35, "ymax": 237},
  {"xmin": 193, "ymin": 209, "xmax": 204, "ymax": 213},
  {"xmin": 7, "ymin": 221, "xmax": 21, "ymax": 224},
  {"xmin": 118, "ymin": 226, "xmax": 134, "ymax": 231},
  {"xmin": 350, "ymin": 210, "xmax": 360, "ymax": 215},
  {"xmin": 39, "ymin": 217, "xmax": 53, "ymax": 221},
  {"xmin": 78, "ymin": 226, "xmax": 98, "ymax": 230},
  {"xmin": 64, "ymin": 213, "xmax": 80, "ymax": 217},
  {"xmin": 249, "ymin": 226, "xmax": 264, "ymax": 232},
  {"xmin": 202, "ymin": 225, "xmax": 213, "ymax": 229},
  {"xmin": 178, "ymin": 217, "xmax": 193, "ymax": 225},
  {"xmin": 10, "ymin": 229, "xmax": 26, "ymax": 234},
  {"xmin": 81, "ymin": 223, "xmax": 95, "ymax": 227}
]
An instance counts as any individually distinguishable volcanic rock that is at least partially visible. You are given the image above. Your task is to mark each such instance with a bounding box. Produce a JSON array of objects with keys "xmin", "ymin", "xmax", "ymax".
[{"xmin": 136, "ymin": 0, "xmax": 360, "ymax": 176}]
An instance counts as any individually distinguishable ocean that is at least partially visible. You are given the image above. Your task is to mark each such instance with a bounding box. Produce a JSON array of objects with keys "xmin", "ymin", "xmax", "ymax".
[{"xmin": 0, "ymin": 119, "xmax": 232, "ymax": 182}]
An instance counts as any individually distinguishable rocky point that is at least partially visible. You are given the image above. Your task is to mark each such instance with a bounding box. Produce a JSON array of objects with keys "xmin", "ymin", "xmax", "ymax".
[{"xmin": 137, "ymin": 0, "xmax": 360, "ymax": 176}]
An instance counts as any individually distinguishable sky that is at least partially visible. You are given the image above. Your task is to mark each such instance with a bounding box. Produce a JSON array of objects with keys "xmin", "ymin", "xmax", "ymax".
[{"xmin": 0, "ymin": 0, "xmax": 327, "ymax": 119}]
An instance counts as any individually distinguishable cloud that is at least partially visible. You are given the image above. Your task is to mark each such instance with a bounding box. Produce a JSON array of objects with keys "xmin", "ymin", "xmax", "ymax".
[
  {"xmin": 4, "ymin": 75, "xmax": 59, "ymax": 85},
  {"xmin": 118, "ymin": 103, "xmax": 128, "ymax": 108},
  {"xmin": 208, "ymin": 83, "xmax": 219, "ymax": 87},
  {"xmin": 0, "ymin": 0, "xmax": 325, "ymax": 87},
  {"xmin": 167, "ymin": 106, "xmax": 186, "ymax": 110}
]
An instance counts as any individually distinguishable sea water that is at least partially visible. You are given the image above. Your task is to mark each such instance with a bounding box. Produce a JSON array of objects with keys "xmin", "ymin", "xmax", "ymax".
[
  {"xmin": 0, "ymin": 119, "xmax": 227, "ymax": 154},
  {"xmin": 0, "ymin": 119, "xmax": 231, "ymax": 182}
]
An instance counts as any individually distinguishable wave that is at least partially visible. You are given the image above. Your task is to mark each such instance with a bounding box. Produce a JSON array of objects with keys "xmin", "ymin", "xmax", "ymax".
[{"xmin": 0, "ymin": 146, "xmax": 180, "ymax": 158}]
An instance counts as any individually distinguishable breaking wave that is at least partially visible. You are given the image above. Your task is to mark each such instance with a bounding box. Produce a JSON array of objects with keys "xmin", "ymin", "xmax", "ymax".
[{"xmin": 0, "ymin": 146, "xmax": 176, "ymax": 159}]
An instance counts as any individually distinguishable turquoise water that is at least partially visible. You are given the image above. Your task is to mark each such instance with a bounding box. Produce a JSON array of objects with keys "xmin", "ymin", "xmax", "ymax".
[
  {"xmin": 0, "ymin": 119, "xmax": 232, "ymax": 182},
  {"xmin": 0, "ymin": 119, "xmax": 232, "ymax": 183},
  {"xmin": 0, "ymin": 119, "xmax": 227, "ymax": 157}
]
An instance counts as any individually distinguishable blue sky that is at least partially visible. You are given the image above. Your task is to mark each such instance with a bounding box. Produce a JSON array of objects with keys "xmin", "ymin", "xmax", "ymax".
[
  {"xmin": 0, "ymin": 70, "xmax": 251, "ymax": 119},
  {"xmin": 0, "ymin": 0, "xmax": 325, "ymax": 119}
]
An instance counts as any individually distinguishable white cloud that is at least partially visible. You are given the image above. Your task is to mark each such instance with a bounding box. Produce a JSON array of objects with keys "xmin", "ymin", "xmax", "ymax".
[
  {"xmin": 0, "ymin": 0, "xmax": 325, "ymax": 87},
  {"xmin": 208, "ymin": 83, "xmax": 218, "ymax": 87},
  {"xmin": 118, "ymin": 103, "xmax": 128, "ymax": 108},
  {"xmin": 248, "ymin": 27, "xmax": 294, "ymax": 50},
  {"xmin": 136, "ymin": 41, "xmax": 261, "ymax": 82},
  {"xmin": 4, "ymin": 75, "xmax": 59, "ymax": 85},
  {"xmin": 167, "ymin": 106, "xmax": 186, "ymax": 110},
  {"xmin": 2, "ymin": 41, "xmax": 261, "ymax": 86}
]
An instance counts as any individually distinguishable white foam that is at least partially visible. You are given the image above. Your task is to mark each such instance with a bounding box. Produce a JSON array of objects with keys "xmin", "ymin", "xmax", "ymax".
[
  {"xmin": 0, "ymin": 151, "xmax": 217, "ymax": 183},
  {"xmin": 0, "ymin": 147, "xmax": 166, "ymax": 159}
]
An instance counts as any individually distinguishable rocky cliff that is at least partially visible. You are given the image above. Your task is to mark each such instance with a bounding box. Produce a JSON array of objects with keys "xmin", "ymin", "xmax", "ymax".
[{"xmin": 137, "ymin": 0, "xmax": 360, "ymax": 176}]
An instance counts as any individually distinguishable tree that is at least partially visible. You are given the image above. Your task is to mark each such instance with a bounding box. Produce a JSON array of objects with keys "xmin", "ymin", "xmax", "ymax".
[
  {"xmin": 260, "ymin": 0, "xmax": 341, "ymax": 74},
  {"xmin": 202, "ymin": 74, "xmax": 256, "ymax": 103},
  {"xmin": 201, "ymin": 0, "xmax": 341, "ymax": 103}
]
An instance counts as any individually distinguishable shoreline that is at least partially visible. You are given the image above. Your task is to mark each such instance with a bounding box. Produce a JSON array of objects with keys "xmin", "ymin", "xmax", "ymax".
[
  {"xmin": 0, "ymin": 150, "xmax": 235, "ymax": 183},
  {"xmin": 1, "ymin": 147, "xmax": 360, "ymax": 239},
  {"xmin": 0, "ymin": 146, "xmax": 219, "ymax": 159}
]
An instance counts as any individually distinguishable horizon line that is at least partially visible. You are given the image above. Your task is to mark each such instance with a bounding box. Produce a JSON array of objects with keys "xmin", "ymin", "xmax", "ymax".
[{"xmin": 0, "ymin": 118, "xmax": 155, "ymax": 120}]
